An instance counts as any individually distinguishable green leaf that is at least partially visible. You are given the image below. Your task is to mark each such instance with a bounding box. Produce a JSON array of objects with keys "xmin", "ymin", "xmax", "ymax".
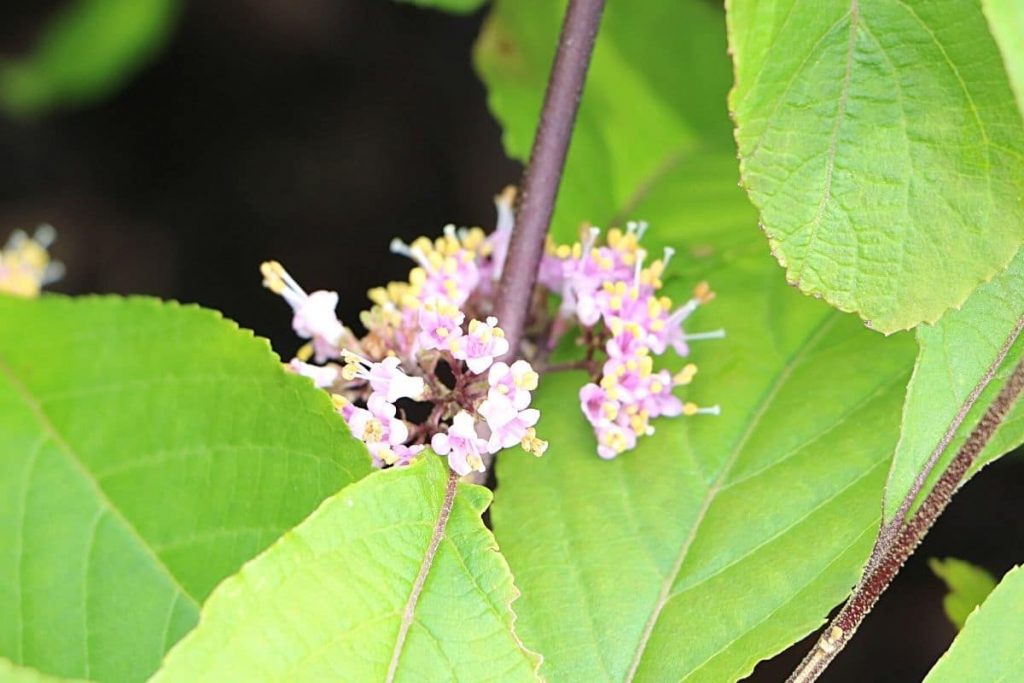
[
  {"xmin": 883, "ymin": 250, "xmax": 1024, "ymax": 524},
  {"xmin": 726, "ymin": 0, "xmax": 1024, "ymax": 333},
  {"xmin": 494, "ymin": 185, "xmax": 916, "ymax": 680},
  {"xmin": 151, "ymin": 454, "xmax": 541, "ymax": 682},
  {"xmin": 1, "ymin": 0, "xmax": 180, "ymax": 116},
  {"xmin": 479, "ymin": 1, "xmax": 921, "ymax": 677},
  {"xmin": 0, "ymin": 295, "xmax": 371, "ymax": 682},
  {"xmin": 924, "ymin": 564, "xmax": 1024, "ymax": 682},
  {"xmin": 928, "ymin": 557, "xmax": 997, "ymax": 630},
  {"xmin": 393, "ymin": 0, "xmax": 487, "ymax": 14},
  {"xmin": 0, "ymin": 660, "xmax": 86, "ymax": 683},
  {"xmin": 475, "ymin": 0, "xmax": 734, "ymax": 235},
  {"xmin": 983, "ymin": 0, "xmax": 1024, "ymax": 113}
]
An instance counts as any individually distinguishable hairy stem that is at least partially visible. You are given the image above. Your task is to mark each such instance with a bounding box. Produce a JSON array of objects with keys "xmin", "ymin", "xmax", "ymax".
[
  {"xmin": 787, "ymin": 358, "xmax": 1024, "ymax": 683},
  {"xmin": 469, "ymin": 0, "xmax": 606, "ymax": 485}
]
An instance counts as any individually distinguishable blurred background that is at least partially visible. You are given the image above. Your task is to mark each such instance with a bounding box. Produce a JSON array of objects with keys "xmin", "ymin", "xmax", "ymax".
[{"xmin": 1, "ymin": 1, "xmax": 1020, "ymax": 681}]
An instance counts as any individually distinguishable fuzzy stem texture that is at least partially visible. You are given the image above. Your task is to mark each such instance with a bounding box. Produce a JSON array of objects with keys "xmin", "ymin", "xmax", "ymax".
[
  {"xmin": 469, "ymin": 0, "xmax": 606, "ymax": 485},
  {"xmin": 787, "ymin": 358, "xmax": 1024, "ymax": 683}
]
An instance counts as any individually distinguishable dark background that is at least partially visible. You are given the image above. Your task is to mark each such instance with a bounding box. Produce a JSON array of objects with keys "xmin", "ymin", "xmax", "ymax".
[{"xmin": 1, "ymin": 2, "xmax": 1021, "ymax": 681}]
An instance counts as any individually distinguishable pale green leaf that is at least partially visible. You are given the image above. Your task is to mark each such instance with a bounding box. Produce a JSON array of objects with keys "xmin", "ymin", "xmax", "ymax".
[
  {"xmin": 883, "ymin": 249, "xmax": 1024, "ymax": 523},
  {"xmin": 983, "ymin": 0, "xmax": 1024, "ymax": 113},
  {"xmin": 475, "ymin": 0, "xmax": 733, "ymax": 235},
  {"xmin": 726, "ymin": 0, "xmax": 1024, "ymax": 333},
  {"xmin": 151, "ymin": 454, "xmax": 540, "ymax": 682},
  {"xmin": 928, "ymin": 557, "xmax": 997, "ymax": 630},
  {"xmin": 925, "ymin": 564, "xmax": 1024, "ymax": 682},
  {"xmin": 0, "ymin": 295, "xmax": 371, "ymax": 682},
  {"xmin": 0, "ymin": 660, "xmax": 86, "ymax": 683},
  {"xmin": 1, "ymin": 0, "xmax": 180, "ymax": 116}
]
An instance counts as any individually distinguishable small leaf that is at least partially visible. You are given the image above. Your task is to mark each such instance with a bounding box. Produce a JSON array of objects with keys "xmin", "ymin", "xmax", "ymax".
[
  {"xmin": 151, "ymin": 455, "xmax": 540, "ymax": 682},
  {"xmin": 0, "ymin": 295, "xmax": 371, "ymax": 681},
  {"xmin": 924, "ymin": 564, "xmax": 1024, "ymax": 682},
  {"xmin": 1, "ymin": 0, "xmax": 180, "ymax": 116},
  {"xmin": 0, "ymin": 660, "xmax": 86, "ymax": 683},
  {"xmin": 883, "ymin": 249, "xmax": 1024, "ymax": 524},
  {"xmin": 928, "ymin": 557, "xmax": 997, "ymax": 631},
  {"xmin": 726, "ymin": 0, "xmax": 1024, "ymax": 333}
]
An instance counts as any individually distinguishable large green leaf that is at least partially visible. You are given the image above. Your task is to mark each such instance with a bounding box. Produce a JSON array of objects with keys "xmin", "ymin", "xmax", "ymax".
[
  {"xmin": 883, "ymin": 250, "xmax": 1024, "ymax": 523},
  {"xmin": 479, "ymin": 1, "xmax": 920, "ymax": 678},
  {"xmin": 1, "ymin": 0, "xmax": 180, "ymax": 116},
  {"xmin": 493, "ymin": 163, "xmax": 916, "ymax": 680},
  {"xmin": 924, "ymin": 564, "xmax": 1024, "ymax": 682},
  {"xmin": 983, "ymin": 0, "xmax": 1024, "ymax": 112},
  {"xmin": 151, "ymin": 454, "xmax": 540, "ymax": 682},
  {"xmin": 475, "ymin": 0, "xmax": 734, "ymax": 234},
  {"xmin": 0, "ymin": 295, "xmax": 371, "ymax": 682},
  {"xmin": 928, "ymin": 557, "xmax": 997, "ymax": 631},
  {"xmin": 726, "ymin": 0, "xmax": 1024, "ymax": 333}
]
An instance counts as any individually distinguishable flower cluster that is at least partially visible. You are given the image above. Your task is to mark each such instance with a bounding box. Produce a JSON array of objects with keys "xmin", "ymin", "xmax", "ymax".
[
  {"xmin": 537, "ymin": 222, "xmax": 722, "ymax": 459},
  {"xmin": 262, "ymin": 190, "xmax": 546, "ymax": 477},
  {"xmin": 264, "ymin": 188, "xmax": 720, "ymax": 470},
  {"xmin": 0, "ymin": 226, "xmax": 63, "ymax": 298}
]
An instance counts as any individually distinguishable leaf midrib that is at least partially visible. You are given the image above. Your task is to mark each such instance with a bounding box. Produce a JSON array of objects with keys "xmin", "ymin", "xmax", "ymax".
[
  {"xmin": 623, "ymin": 311, "xmax": 840, "ymax": 680},
  {"xmin": 0, "ymin": 355, "xmax": 202, "ymax": 612}
]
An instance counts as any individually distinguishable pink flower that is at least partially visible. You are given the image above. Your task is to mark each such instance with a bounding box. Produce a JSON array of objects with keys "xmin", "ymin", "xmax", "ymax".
[
  {"xmin": 417, "ymin": 299, "xmax": 465, "ymax": 351},
  {"xmin": 342, "ymin": 393, "xmax": 410, "ymax": 466},
  {"xmin": 261, "ymin": 261, "xmax": 346, "ymax": 361},
  {"xmin": 288, "ymin": 359, "xmax": 339, "ymax": 388},
  {"xmin": 595, "ymin": 421, "xmax": 637, "ymax": 460},
  {"xmin": 579, "ymin": 383, "xmax": 617, "ymax": 425},
  {"xmin": 487, "ymin": 360, "xmax": 539, "ymax": 410},
  {"xmin": 451, "ymin": 316, "xmax": 510, "ymax": 374},
  {"xmin": 431, "ymin": 411, "xmax": 490, "ymax": 475},
  {"xmin": 342, "ymin": 353, "xmax": 425, "ymax": 403},
  {"xmin": 478, "ymin": 391, "xmax": 540, "ymax": 452}
]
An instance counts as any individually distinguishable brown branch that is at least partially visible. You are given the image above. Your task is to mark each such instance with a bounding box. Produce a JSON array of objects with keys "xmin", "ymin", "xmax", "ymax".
[{"xmin": 787, "ymin": 357, "xmax": 1024, "ymax": 683}]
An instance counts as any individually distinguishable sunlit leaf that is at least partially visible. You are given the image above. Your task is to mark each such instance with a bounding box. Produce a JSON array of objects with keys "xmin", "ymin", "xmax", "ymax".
[
  {"xmin": 925, "ymin": 565, "xmax": 1024, "ymax": 682},
  {"xmin": 0, "ymin": 295, "xmax": 371, "ymax": 681},
  {"xmin": 726, "ymin": 0, "xmax": 1024, "ymax": 333},
  {"xmin": 151, "ymin": 455, "xmax": 540, "ymax": 682},
  {"xmin": 884, "ymin": 250, "xmax": 1024, "ymax": 524},
  {"xmin": 983, "ymin": 0, "xmax": 1024, "ymax": 112},
  {"xmin": 0, "ymin": 660, "xmax": 85, "ymax": 683}
]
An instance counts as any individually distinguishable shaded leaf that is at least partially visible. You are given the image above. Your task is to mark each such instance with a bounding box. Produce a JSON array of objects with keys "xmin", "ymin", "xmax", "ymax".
[
  {"xmin": 884, "ymin": 250, "xmax": 1024, "ymax": 523},
  {"xmin": 925, "ymin": 565, "xmax": 1024, "ymax": 682},
  {"xmin": 726, "ymin": 0, "xmax": 1024, "ymax": 333},
  {"xmin": 151, "ymin": 454, "xmax": 540, "ymax": 682},
  {"xmin": 393, "ymin": 0, "xmax": 487, "ymax": 14},
  {"xmin": 475, "ymin": 0, "xmax": 733, "ymax": 234},
  {"xmin": 0, "ymin": 295, "xmax": 371, "ymax": 682},
  {"xmin": 928, "ymin": 557, "xmax": 997, "ymax": 630},
  {"xmin": 1, "ymin": 0, "xmax": 180, "ymax": 116}
]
